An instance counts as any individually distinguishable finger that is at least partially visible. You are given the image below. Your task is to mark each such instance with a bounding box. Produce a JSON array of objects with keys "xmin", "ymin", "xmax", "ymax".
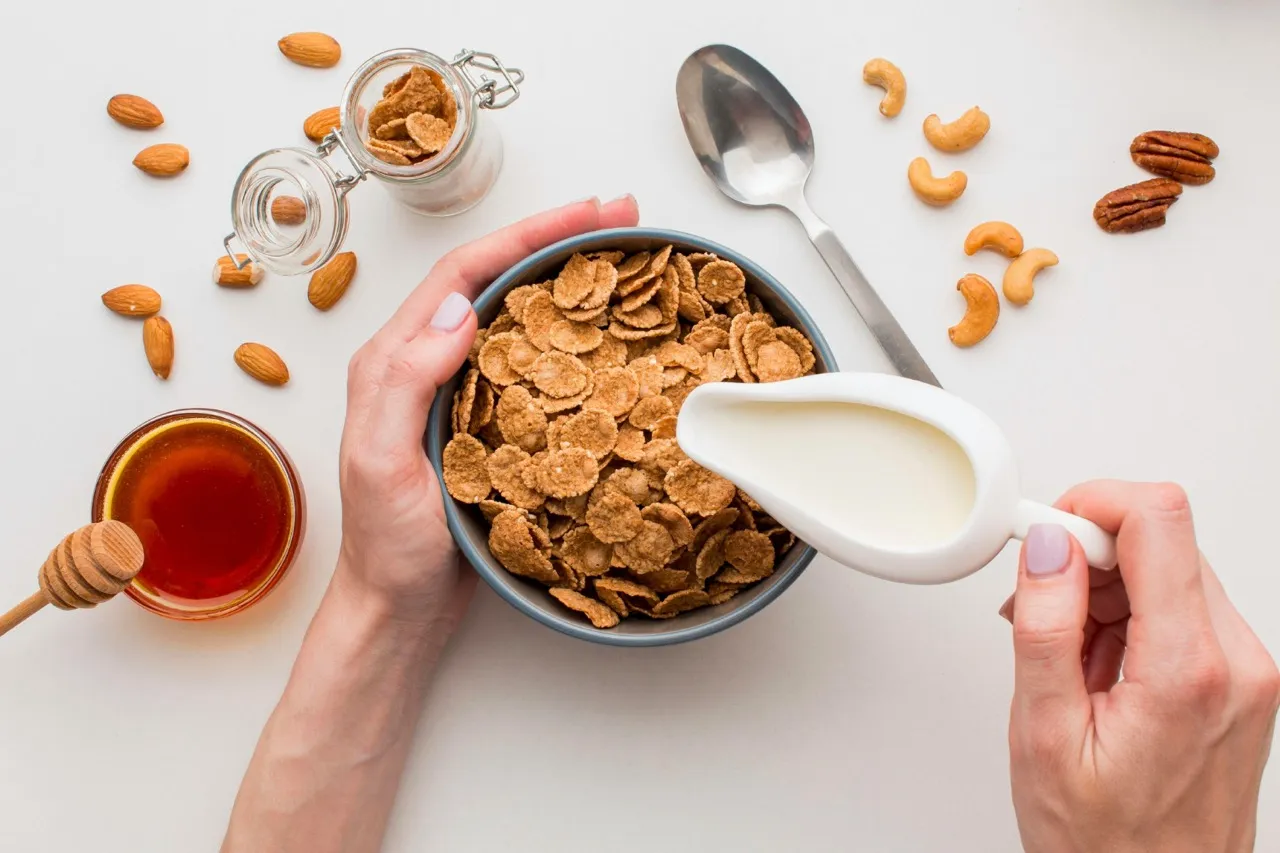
[
  {"xmin": 363, "ymin": 293, "xmax": 477, "ymax": 452},
  {"xmin": 1011, "ymin": 525, "xmax": 1092, "ymax": 743},
  {"xmin": 1084, "ymin": 619, "xmax": 1129, "ymax": 694},
  {"xmin": 383, "ymin": 195, "xmax": 640, "ymax": 342},
  {"xmin": 1055, "ymin": 480, "xmax": 1212, "ymax": 665},
  {"xmin": 1088, "ymin": 577, "xmax": 1130, "ymax": 626}
]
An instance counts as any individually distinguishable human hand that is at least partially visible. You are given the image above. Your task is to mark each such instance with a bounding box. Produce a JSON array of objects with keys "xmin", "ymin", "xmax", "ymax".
[
  {"xmin": 334, "ymin": 196, "xmax": 640, "ymax": 634},
  {"xmin": 1003, "ymin": 482, "xmax": 1279, "ymax": 853}
]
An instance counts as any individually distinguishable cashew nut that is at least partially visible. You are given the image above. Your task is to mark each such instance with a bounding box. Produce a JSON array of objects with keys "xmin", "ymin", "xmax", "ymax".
[
  {"xmin": 923, "ymin": 106, "xmax": 991, "ymax": 152},
  {"xmin": 1002, "ymin": 248, "xmax": 1059, "ymax": 306},
  {"xmin": 948, "ymin": 274, "xmax": 999, "ymax": 348},
  {"xmin": 862, "ymin": 58, "xmax": 906, "ymax": 118},
  {"xmin": 908, "ymin": 157, "xmax": 967, "ymax": 206},
  {"xmin": 964, "ymin": 221, "xmax": 1024, "ymax": 258}
]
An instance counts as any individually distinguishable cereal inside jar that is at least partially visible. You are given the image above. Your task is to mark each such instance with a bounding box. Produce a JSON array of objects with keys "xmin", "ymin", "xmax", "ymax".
[{"xmin": 338, "ymin": 49, "xmax": 518, "ymax": 216}]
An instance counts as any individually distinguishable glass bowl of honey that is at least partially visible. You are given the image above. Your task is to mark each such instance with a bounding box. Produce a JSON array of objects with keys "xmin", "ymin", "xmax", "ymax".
[{"xmin": 92, "ymin": 409, "xmax": 306, "ymax": 620}]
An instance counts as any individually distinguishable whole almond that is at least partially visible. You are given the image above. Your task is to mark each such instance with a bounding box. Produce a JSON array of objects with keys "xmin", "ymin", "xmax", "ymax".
[
  {"xmin": 143, "ymin": 316, "xmax": 174, "ymax": 380},
  {"xmin": 308, "ymin": 251, "xmax": 357, "ymax": 311},
  {"xmin": 235, "ymin": 343, "xmax": 290, "ymax": 386},
  {"xmin": 278, "ymin": 32, "xmax": 341, "ymax": 68},
  {"xmin": 102, "ymin": 284, "xmax": 161, "ymax": 317},
  {"xmin": 271, "ymin": 195, "xmax": 307, "ymax": 225},
  {"xmin": 107, "ymin": 94, "xmax": 164, "ymax": 129},
  {"xmin": 133, "ymin": 143, "xmax": 189, "ymax": 177},
  {"xmin": 302, "ymin": 106, "xmax": 341, "ymax": 143},
  {"xmin": 213, "ymin": 254, "xmax": 265, "ymax": 288}
]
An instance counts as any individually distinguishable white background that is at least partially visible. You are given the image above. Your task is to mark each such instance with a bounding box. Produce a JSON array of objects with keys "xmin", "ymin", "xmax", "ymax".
[{"xmin": 2, "ymin": 1, "xmax": 1278, "ymax": 850}]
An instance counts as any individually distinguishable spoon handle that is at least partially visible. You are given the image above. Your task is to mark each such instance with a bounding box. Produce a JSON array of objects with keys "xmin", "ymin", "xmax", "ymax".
[{"xmin": 789, "ymin": 200, "xmax": 941, "ymax": 387}]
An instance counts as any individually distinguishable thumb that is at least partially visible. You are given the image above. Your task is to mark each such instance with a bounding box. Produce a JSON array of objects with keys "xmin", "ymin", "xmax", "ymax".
[
  {"xmin": 1010, "ymin": 523, "xmax": 1091, "ymax": 740},
  {"xmin": 377, "ymin": 291, "xmax": 477, "ymax": 448}
]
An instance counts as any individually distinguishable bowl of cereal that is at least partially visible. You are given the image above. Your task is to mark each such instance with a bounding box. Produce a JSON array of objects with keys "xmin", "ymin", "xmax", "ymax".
[{"xmin": 427, "ymin": 228, "xmax": 837, "ymax": 646}]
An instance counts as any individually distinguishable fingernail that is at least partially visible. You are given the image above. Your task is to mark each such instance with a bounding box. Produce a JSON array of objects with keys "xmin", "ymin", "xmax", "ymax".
[
  {"xmin": 572, "ymin": 195, "xmax": 600, "ymax": 207},
  {"xmin": 429, "ymin": 292, "xmax": 472, "ymax": 332},
  {"xmin": 998, "ymin": 594, "xmax": 1015, "ymax": 623},
  {"xmin": 1025, "ymin": 524, "xmax": 1070, "ymax": 576},
  {"xmin": 605, "ymin": 193, "xmax": 636, "ymax": 207}
]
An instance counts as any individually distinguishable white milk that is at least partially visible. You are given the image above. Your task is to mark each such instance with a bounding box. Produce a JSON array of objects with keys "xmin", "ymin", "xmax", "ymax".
[{"xmin": 694, "ymin": 401, "xmax": 977, "ymax": 551}]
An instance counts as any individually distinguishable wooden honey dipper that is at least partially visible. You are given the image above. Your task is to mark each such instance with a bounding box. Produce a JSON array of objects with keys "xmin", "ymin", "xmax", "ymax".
[{"xmin": 0, "ymin": 521, "xmax": 145, "ymax": 637}]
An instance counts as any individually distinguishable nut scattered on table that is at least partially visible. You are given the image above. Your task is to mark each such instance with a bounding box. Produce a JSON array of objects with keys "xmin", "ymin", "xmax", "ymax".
[
  {"xmin": 106, "ymin": 94, "xmax": 163, "ymax": 129},
  {"xmin": 132, "ymin": 143, "xmax": 189, "ymax": 177},
  {"xmin": 302, "ymin": 106, "xmax": 341, "ymax": 143},
  {"xmin": 102, "ymin": 285, "xmax": 161, "ymax": 318},
  {"xmin": 143, "ymin": 316, "xmax": 174, "ymax": 380},
  {"xmin": 213, "ymin": 254, "xmax": 265, "ymax": 288},
  {"xmin": 442, "ymin": 246, "xmax": 815, "ymax": 628},
  {"xmin": 308, "ymin": 251, "xmax": 357, "ymax": 311},
  {"xmin": 278, "ymin": 32, "xmax": 341, "ymax": 68},
  {"xmin": 235, "ymin": 343, "xmax": 290, "ymax": 386},
  {"xmin": 908, "ymin": 157, "xmax": 967, "ymax": 206},
  {"xmin": 1002, "ymin": 248, "xmax": 1059, "ymax": 306},
  {"xmin": 923, "ymin": 106, "xmax": 990, "ymax": 152},
  {"xmin": 948, "ymin": 274, "xmax": 999, "ymax": 348},
  {"xmin": 364, "ymin": 66, "xmax": 457, "ymax": 166},
  {"xmin": 1130, "ymin": 131, "xmax": 1218, "ymax": 186},
  {"xmin": 964, "ymin": 221, "xmax": 1024, "ymax": 258},
  {"xmin": 1093, "ymin": 178, "xmax": 1183, "ymax": 234},
  {"xmin": 862, "ymin": 58, "xmax": 907, "ymax": 118}
]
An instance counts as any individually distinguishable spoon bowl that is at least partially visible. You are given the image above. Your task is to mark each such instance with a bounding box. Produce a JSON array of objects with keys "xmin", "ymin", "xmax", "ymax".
[{"xmin": 676, "ymin": 45, "xmax": 814, "ymax": 207}]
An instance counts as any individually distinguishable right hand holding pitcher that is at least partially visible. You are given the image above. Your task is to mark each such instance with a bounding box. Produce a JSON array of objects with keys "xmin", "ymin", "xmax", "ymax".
[{"xmin": 1004, "ymin": 481, "xmax": 1279, "ymax": 853}]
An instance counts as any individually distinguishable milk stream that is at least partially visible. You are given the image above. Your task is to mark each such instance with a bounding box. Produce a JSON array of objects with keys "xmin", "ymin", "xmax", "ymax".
[{"xmin": 695, "ymin": 401, "xmax": 977, "ymax": 550}]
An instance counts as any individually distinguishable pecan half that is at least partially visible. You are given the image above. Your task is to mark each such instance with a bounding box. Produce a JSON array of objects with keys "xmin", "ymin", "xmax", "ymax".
[
  {"xmin": 1093, "ymin": 178, "xmax": 1183, "ymax": 233},
  {"xmin": 1130, "ymin": 131, "xmax": 1219, "ymax": 185}
]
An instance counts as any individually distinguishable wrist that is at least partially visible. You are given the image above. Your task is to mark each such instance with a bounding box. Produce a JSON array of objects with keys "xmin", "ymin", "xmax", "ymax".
[{"xmin": 328, "ymin": 557, "xmax": 451, "ymax": 654}]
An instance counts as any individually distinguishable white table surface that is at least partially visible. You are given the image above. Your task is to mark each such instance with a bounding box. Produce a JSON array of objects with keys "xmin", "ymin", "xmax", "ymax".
[{"xmin": 2, "ymin": 1, "xmax": 1278, "ymax": 850}]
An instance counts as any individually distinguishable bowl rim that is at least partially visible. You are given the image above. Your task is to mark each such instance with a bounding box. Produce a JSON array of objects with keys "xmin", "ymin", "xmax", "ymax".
[{"xmin": 426, "ymin": 227, "xmax": 838, "ymax": 646}]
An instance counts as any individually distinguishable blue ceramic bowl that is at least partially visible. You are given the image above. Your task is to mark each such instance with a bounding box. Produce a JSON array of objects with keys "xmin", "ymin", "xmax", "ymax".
[{"xmin": 426, "ymin": 228, "xmax": 838, "ymax": 646}]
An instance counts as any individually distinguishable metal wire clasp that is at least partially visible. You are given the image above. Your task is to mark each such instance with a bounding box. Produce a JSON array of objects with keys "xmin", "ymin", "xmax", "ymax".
[{"xmin": 452, "ymin": 49, "xmax": 525, "ymax": 110}]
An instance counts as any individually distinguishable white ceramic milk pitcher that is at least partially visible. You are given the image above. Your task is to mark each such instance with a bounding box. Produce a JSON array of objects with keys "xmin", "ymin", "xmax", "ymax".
[{"xmin": 677, "ymin": 373, "xmax": 1117, "ymax": 585}]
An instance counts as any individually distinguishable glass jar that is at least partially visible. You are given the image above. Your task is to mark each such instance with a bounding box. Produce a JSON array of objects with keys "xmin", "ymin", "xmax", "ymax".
[
  {"xmin": 92, "ymin": 409, "xmax": 306, "ymax": 621},
  {"xmin": 223, "ymin": 48, "xmax": 524, "ymax": 276}
]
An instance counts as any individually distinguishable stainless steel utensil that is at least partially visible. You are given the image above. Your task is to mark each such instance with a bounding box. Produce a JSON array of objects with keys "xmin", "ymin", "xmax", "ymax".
[{"xmin": 676, "ymin": 44, "xmax": 940, "ymax": 387}]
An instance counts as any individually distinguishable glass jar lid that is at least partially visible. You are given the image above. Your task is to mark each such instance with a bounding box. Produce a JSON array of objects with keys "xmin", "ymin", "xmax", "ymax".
[{"xmin": 226, "ymin": 133, "xmax": 364, "ymax": 276}]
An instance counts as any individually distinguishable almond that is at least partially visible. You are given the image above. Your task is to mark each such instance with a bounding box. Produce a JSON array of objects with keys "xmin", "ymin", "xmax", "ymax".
[
  {"xmin": 308, "ymin": 251, "xmax": 357, "ymax": 311},
  {"xmin": 102, "ymin": 284, "xmax": 161, "ymax": 317},
  {"xmin": 132, "ymin": 143, "xmax": 189, "ymax": 177},
  {"xmin": 213, "ymin": 254, "xmax": 265, "ymax": 288},
  {"xmin": 143, "ymin": 316, "xmax": 174, "ymax": 380},
  {"xmin": 107, "ymin": 94, "xmax": 164, "ymax": 129},
  {"xmin": 235, "ymin": 343, "xmax": 290, "ymax": 386},
  {"xmin": 278, "ymin": 32, "xmax": 341, "ymax": 68},
  {"xmin": 271, "ymin": 195, "xmax": 307, "ymax": 225},
  {"xmin": 302, "ymin": 106, "xmax": 341, "ymax": 143}
]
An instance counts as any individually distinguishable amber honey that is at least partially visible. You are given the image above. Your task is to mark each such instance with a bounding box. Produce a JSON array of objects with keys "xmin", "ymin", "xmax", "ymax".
[{"xmin": 93, "ymin": 410, "xmax": 305, "ymax": 620}]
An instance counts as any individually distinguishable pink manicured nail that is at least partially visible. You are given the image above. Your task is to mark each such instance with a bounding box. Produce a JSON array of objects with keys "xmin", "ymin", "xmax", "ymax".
[
  {"xmin": 429, "ymin": 292, "xmax": 472, "ymax": 332},
  {"xmin": 1025, "ymin": 524, "xmax": 1070, "ymax": 576}
]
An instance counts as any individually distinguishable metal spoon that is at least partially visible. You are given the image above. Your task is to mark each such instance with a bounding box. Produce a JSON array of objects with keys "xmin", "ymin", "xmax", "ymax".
[{"xmin": 676, "ymin": 44, "xmax": 939, "ymax": 387}]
